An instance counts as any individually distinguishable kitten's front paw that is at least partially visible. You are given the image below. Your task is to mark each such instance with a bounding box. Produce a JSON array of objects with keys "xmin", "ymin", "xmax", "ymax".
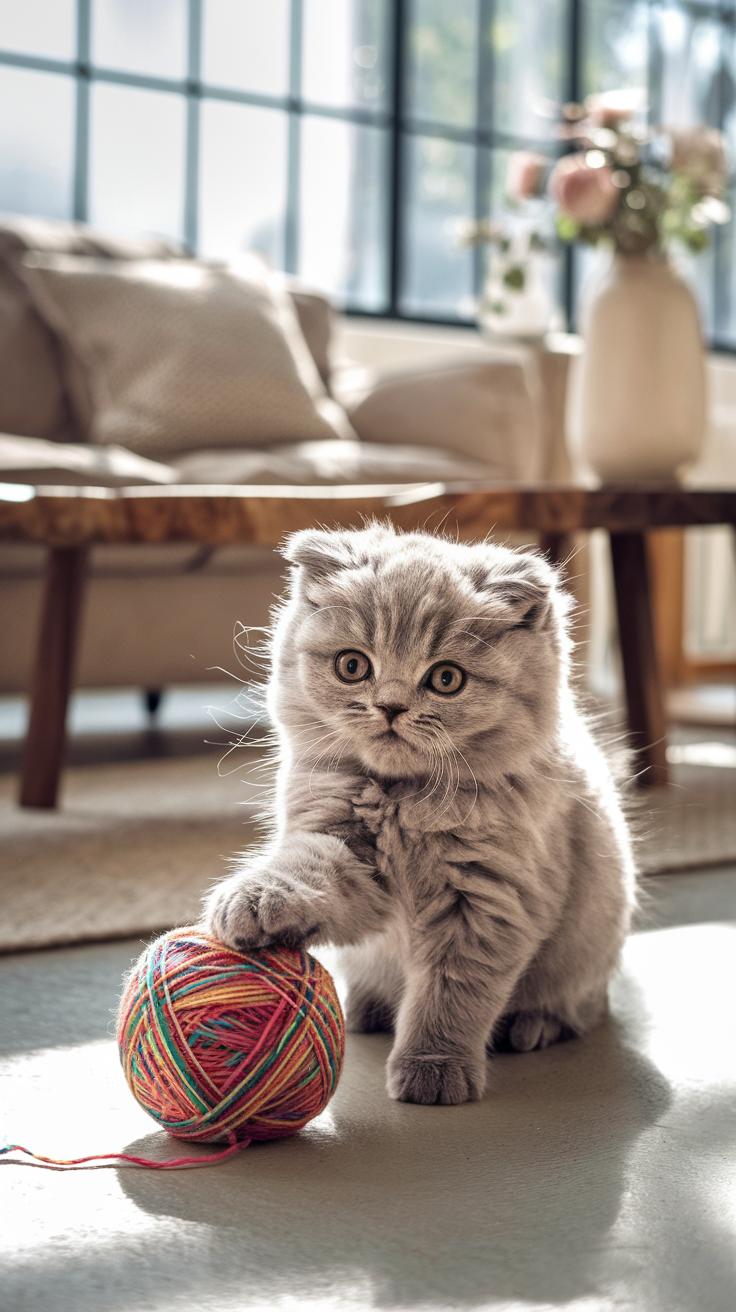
[
  {"xmin": 204, "ymin": 870, "xmax": 323, "ymax": 952},
  {"xmin": 353, "ymin": 779, "xmax": 393, "ymax": 835},
  {"xmin": 386, "ymin": 1050, "xmax": 486, "ymax": 1105}
]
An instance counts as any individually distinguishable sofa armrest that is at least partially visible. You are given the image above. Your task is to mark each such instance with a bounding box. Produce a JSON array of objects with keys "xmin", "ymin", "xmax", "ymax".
[
  {"xmin": 0, "ymin": 433, "xmax": 178, "ymax": 486},
  {"xmin": 332, "ymin": 355, "xmax": 543, "ymax": 481}
]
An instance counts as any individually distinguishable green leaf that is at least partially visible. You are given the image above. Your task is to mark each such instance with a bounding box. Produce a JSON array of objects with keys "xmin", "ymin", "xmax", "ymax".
[
  {"xmin": 556, "ymin": 214, "xmax": 580, "ymax": 242},
  {"xmin": 682, "ymin": 228, "xmax": 710, "ymax": 252},
  {"xmin": 502, "ymin": 264, "xmax": 526, "ymax": 291}
]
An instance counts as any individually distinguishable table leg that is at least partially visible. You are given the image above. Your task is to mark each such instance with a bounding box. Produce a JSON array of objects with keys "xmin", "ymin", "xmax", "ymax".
[
  {"xmin": 609, "ymin": 531, "xmax": 669, "ymax": 788},
  {"xmin": 19, "ymin": 546, "xmax": 89, "ymax": 809}
]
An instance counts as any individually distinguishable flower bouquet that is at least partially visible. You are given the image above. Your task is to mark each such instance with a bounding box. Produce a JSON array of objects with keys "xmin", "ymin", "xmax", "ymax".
[
  {"xmin": 463, "ymin": 92, "xmax": 730, "ymax": 478},
  {"xmin": 463, "ymin": 90, "xmax": 729, "ymax": 335}
]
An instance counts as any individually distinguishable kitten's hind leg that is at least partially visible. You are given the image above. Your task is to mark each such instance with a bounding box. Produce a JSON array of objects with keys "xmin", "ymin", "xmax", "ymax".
[
  {"xmin": 490, "ymin": 987, "xmax": 608, "ymax": 1054},
  {"xmin": 346, "ymin": 991, "xmax": 395, "ymax": 1034},
  {"xmin": 339, "ymin": 930, "xmax": 404, "ymax": 1035},
  {"xmin": 491, "ymin": 1010, "xmax": 577, "ymax": 1053}
]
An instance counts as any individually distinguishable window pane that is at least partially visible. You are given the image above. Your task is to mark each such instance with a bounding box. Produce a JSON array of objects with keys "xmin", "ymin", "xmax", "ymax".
[
  {"xmin": 92, "ymin": 0, "xmax": 187, "ymax": 79},
  {"xmin": 400, "ymin": 134, "xmax": 475, "ymax": 316},
  {"xmin": 654, "ymin": 5, "xmax": 722, "ymax": 131},
  {"xmin": 299, "ymin": 118, "xmax": 388, "ymax": 310},
  {"xmin": 583, "ymin": 1, "xmax": 649, "ymax": 100},
  {"xmin": 720, "ymin": 23, "xmax": 736, "ymax": 161},
  {"xmin": 302, "ymin": 0, "xmax": 391, "ymax": 111},
  {"xmin": 89, "ymin": 84, "xmax": 186, "ymax": 241},
  {"xmin": 202, "ymin": 0, "xmax": 289, "ymax": 96},
  {"xmin": 199, "ymin": 101, "xmax": 287, "ymax": 265},
  {"xmin": 0, "ymin": 0, "xmax": 76, "ymax": 61},
  {"xmin": 0, "ymin": 68, "xmax": 74, "ymax": 218},
  {"xmin": 491, "ymin": 0, "xmax": 568, "ymax": 140},
  {"xmin": 407, "ymin": 0, "xmax": 480, "ymax": 129},
  {"xmin": 716, "ymin": 200, "xmax": 736, "ymax": 343}
]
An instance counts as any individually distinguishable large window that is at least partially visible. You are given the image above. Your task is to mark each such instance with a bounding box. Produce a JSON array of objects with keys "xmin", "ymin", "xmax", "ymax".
[{"xmin": 1, "ymin": 0, "xmax": 735, "ymax": 343}]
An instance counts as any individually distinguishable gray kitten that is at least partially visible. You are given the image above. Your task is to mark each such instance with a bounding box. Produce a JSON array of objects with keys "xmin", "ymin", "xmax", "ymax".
[{"xmin": 204, "ymin": 524, "xmax": 635, "ymax": 1105}]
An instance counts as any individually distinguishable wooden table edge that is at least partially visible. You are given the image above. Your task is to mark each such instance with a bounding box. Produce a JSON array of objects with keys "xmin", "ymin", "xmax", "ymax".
[{"xmin": 1, "ymin": 480, "xmax": 735, "ymax": 547}]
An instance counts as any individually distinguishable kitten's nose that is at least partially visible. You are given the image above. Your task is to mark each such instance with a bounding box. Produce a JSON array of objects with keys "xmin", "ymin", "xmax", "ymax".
[{"xmin": 376, "ymin": 702, "xmax": 408, "ymax": 725}]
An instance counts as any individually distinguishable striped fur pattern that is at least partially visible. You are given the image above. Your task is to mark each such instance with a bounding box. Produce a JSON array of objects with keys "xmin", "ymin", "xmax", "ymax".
[{"xmin": 205, "ymin": 524, "xmax": 636, "ymax": 1105}]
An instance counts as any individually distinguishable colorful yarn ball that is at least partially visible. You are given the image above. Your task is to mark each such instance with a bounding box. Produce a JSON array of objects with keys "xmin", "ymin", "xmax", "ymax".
[{"xmin": 117, "ymin": 928, "xmax": 345, "ymax": 1146}]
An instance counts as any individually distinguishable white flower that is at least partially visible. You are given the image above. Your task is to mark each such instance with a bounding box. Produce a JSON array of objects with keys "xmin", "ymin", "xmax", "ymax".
[{"xmin": 585, "ymin": 87, "xmax": 646, "ymax": 127}]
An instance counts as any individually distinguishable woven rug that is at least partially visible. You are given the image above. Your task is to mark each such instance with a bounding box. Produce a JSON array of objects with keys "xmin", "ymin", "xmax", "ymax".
[{"xmin": 1, "ymin": 744, "xmax": 734, "ymax": 953}]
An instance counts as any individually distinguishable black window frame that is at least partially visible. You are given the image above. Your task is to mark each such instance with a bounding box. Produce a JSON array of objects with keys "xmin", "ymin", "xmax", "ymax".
[{"xmin": 1, "ymin": 0, "xmax": 734, "ymax": 348}]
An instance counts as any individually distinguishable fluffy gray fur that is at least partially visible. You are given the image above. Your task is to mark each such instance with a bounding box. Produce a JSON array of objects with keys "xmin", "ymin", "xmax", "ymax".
[{"xmin": 204, "ymin": 523, "xmax": 636, "ymax": 1105}]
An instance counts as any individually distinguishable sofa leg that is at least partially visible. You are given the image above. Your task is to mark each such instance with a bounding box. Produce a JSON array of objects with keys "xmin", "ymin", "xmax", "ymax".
[
  {"xmin": 143, "ymin": 688, "xmax": 165, "ymax": 720},
  {"xmin": 19, "ymin": 546, "xmax": 89, "ymax": 809}
]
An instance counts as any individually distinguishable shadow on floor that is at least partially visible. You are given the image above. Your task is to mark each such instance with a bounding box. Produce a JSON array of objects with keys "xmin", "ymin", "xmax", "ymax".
[{"xmin": 98, "ymin": 1022, "xmax": 672, "ymax": 1310}]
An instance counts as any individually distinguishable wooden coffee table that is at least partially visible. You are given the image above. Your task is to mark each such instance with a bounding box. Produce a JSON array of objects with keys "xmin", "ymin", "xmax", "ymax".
[{"xmin": 2, "ymin": 479, "xmax": 734, "ymax": 808}]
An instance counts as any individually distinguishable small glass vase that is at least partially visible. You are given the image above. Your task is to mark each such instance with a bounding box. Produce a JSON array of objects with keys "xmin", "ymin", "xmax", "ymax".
[
  {"xmin": 567, "ymin": 252, "xmax": 707, "ymax": 482},
  {"xmin": 478, "ymin": 253, "xmax": 555, "ymax": 343}
]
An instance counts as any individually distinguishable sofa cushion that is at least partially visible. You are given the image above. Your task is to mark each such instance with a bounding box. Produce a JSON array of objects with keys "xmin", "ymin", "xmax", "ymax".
[
  {"xmin": 0, "ymin": 251, "xmax": 76, "ymax": 443},
  {"xmin": 0, "ymin": 217, "xmax": 334, "ymax": 417},
  {"xmin": 20, "ymin": 251, "xmax": 353, "ymax": 457},
  {"xmin": 0, "ymin": 433, "xmax": 177, "ymax": 485},
  {"xmin": 0, "ymin": 216, "xmax": 189, "ymax": 446},
  {"xmin": 170, "ymin": 439, "xmax": 495, "ymax": 486},
  {"xmin": 0, "ymin": 214, "xmax": 187, "ymax": 263},
  {"xmin": 334, "ymin": 356, "xmax": 542, "ymax": 478}
]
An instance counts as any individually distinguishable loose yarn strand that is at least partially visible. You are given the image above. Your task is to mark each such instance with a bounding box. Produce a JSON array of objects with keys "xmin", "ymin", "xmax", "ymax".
[
  {"xmin": 0, "ymin": 1138, "xmax": 245, "ymax": 1170},
  {"xmin": 1, "ymin": 929, "xmax": 344, "ymax": 1172}
]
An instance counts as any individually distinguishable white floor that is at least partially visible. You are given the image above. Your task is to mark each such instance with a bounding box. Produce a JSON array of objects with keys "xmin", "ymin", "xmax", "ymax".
[{"xmin": 2, "ymin": 870, "xmax": 735, "ymax": 1312}]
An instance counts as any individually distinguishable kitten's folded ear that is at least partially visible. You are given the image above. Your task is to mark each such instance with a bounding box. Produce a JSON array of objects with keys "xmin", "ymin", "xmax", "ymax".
[
  {"xmin": 470, "ymin": 550, "xmax": 558, "ymax": 630},
  {"xmin": 280, "ymin": 529, "xmax": 355, "ymax": 581},
  {"xmin": 495, "ymin": 577, "xmax": 551, "ymax": 629}
]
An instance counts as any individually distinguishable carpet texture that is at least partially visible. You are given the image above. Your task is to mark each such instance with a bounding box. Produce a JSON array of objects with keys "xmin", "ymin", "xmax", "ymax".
[{"xmin": 1, "ymin": 745, "xmax": 734, "ymax": 952}]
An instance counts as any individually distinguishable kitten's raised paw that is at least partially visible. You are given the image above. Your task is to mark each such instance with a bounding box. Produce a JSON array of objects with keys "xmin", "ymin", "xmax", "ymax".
[
  {"xmin": 353, "ymin": 779, "xmax": 393, "ymax": 835},
  {"xmin": 204, "ymin": 871, "xmax": 322, "ymax": 952},
  {"xmin": 387, "ymin": 1051, "xmax": 485, "ymax": 1105},
  {"xmin": 493, "ymin": 1010, "xmax": 574, "ymax": 1053}
]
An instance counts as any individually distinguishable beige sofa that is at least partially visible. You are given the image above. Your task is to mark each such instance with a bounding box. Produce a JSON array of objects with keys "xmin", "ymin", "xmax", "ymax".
[{"xmin": 0, "ymin": 217, "xmax": 570, "ymax": 697}]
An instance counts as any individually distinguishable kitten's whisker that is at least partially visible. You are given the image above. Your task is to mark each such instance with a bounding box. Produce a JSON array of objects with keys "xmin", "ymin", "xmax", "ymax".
[
  {"xmin": 205, "ymin": 710, "xmax": 261, "ymax": 737},
  {"xmin": 451, "ymin": 629, "xmax": 500, "ymax": 653},
  {"xmin": 401, "ymin": 737, "xmax": 445, "ymax": 804},
  {"xmin": 306, "ymin": 731, "xmax": 345, "ymax": 796},
  {"xmin": 304, "ymin": 603, "xmax": 363, "ymax": 621},
  {"xmin": 207, "ymin": 730, "xmax": 276, "ymax": 777},
  {"xmin": 435, "ymin": 724, "xmax": 479, "ymax": 825},
  {"xmin": 423, "ymin": 729, "xmax": 456, "ymax": 819},
  {"xmin": 205, "ymin": 663, "xmax": 251, "ymax": 687},
  {"xmin": 291, "ymin": 726, "xmax": 342, "ymax": 773}
]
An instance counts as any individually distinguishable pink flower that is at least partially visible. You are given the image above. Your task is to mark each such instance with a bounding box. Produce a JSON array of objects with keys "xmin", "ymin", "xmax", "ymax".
[
  {"xmin": 549, "ymin": 153, "xmax": 619, "ymax": 225},
  {"xmin": 506, "ymin": 152, "xmax": 547, "ymax": 201}
]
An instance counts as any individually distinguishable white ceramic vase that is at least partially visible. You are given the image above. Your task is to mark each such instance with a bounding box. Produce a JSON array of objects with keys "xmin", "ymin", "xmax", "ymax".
[{"xmin": 567, "ymin": 253, "xmax": 707, "ymax": 482}]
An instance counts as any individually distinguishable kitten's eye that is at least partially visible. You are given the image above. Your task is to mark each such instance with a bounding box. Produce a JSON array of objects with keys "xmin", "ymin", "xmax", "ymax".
[
  {"xmin": 335, "ymin": 649, "xmax": 372, "ymax": 683},
  {"xmin": 426, "ymin": 662, "xmax": 465, "ymax": 696}
]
